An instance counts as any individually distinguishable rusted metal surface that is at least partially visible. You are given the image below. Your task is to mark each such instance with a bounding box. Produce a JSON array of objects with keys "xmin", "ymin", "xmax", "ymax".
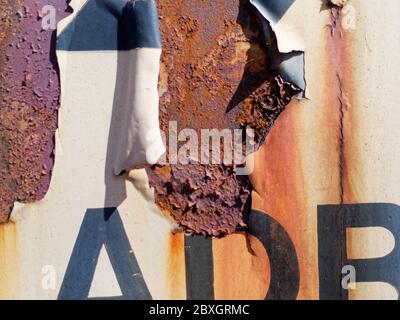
[
  {"xmin": 0, "ymin": 0, "xmax": 70, "ymax": 222},
  {"xmin": 148, "ymin": 0, "xmax": 299, "ymax": 237},
  {"xmin": 0, "ymin": 0, "xmax": 13, "ymax": 64},
  {"xmin": 0, "ymin": 0, "xmax": 399, "ymax": 300}
]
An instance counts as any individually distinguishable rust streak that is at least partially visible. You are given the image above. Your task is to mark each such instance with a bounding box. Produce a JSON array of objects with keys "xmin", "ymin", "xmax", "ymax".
[
  {"xmin": 167, "ymin": 232, "xmax": 186, "ymax": 299},
  {"xmin": 325, "ymin": 5, "xmax": 357, "ymax": 205},
  {"xmin": 0, "ymin": 221, "xmax": 20, "ymax": 299},
  {"xmin": 337, "ymin": 72, "xmax": 346, "ymax": 204}
]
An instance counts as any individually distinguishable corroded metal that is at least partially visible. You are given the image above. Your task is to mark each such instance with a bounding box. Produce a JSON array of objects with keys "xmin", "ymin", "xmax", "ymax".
[
  {"xmin": 0, "ymin": 0, "xmax": 70, "ymax": 222},
  {"xmin": 148, "ymin": 0, "xmax": 299, "ymax": 237}
]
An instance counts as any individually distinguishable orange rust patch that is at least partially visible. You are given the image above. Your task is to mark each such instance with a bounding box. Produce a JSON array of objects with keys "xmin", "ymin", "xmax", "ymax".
[
  {"xmin": 249, "ymin": 97, "xmax": 321, "ymax": 300},
  {"xmin": 167, "ymin": 232, "xmax": 186, "ymax": 299},
  {"xmin": 0, "ymin": 222, "xmax": 20, "ymax": 299},
  {"xmin": 213, "ymin": 233, "xmax": 270, "ymax": 300}
]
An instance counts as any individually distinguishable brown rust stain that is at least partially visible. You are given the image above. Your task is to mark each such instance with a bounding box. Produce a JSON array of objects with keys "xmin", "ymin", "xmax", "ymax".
[
  {"xmin": 0, "ymin": 0, "xmax": 15, "ymax": 221},
  {"xmin": 325, "ymin": 4, "xmax": 362, "ymax": 300},
  {"xmin": 324, "ymin": 5, "xmax": 359, "ymax": 284},
  {"xmin": 0, "ymin": 221, "xmax": 20, "ymax": 299},
  {"xmin": 148, "ymin": 0, "xmax": 299, "ymax": 237},
  {"xmin": 325, "ymin": 4, "xmax": 359, "ymax": 205}
]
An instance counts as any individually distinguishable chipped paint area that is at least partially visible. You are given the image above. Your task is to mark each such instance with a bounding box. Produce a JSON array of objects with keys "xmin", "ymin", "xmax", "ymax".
[
  {"xmin": 0, "ymin": 0, "xmax": 70, "ymax": 221},
  {"xmin": 148, "ymin": 0, "xmax": 299, "ymax": 237}
]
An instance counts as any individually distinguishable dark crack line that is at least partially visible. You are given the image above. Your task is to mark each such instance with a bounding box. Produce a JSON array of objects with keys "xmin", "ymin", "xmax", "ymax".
[{"xmin": 336, "ymin": 72, "xmax": 345, "ymax": 206}]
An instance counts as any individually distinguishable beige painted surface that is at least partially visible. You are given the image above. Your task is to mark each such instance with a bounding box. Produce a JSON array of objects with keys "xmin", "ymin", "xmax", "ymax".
[
  {"xmin": 346, "ymin": 227, "xmax": 395, "ymax": 260},
  {"xmin": 349, "ymin": 282, "xmax": 398, "ymax": 300},
  {"xmin": 342, "ymin": 0, "xmax": 400, "ymax": 300}
]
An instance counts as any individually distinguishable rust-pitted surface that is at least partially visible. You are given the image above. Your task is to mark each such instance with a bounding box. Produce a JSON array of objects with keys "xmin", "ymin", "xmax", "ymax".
[
  {"xmin": 148, "ymin": 0, "xmax": 299, "ymax": 236},
  {"xmin": 147, "ymin": 164, "xmax": 251, "ymax": 236},
  {"xmin": 0, "ymin": 0, "xmax": 13, "ymax": 64},
  {"xmin": 0, "ymin": 1, "xmax": 70, "ymax": 222}
]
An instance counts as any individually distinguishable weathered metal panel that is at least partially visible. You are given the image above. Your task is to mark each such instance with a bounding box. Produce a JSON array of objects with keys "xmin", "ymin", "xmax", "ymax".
[{"xmin": 0, "ymin": 0, "xmax": 400, "ymax": 300}]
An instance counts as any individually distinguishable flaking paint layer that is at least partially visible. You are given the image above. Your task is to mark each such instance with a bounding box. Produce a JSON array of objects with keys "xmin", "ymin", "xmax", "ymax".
[
  {"xmin": 149, "ymin": 0, "xmax": 299, "ymax": 237},
  {"xmin": 0, "ymin": 0, "xmax": 70, "ymax": 222}
]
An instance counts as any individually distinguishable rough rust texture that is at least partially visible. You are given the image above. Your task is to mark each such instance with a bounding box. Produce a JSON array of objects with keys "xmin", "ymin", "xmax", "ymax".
[
  {"xmin": 237, "ymin": 76, "xmax": 300, "ymax": 143},
  {"xmin": 148, "ymin": 0, "xmax": 299, "ymax": 237},
  {"xmin": 147, "ymin": 164, "xmax": 251, "ymax": 236},
  {"xmin": 0, "ymin": 1, "xmax": 70, "ymax": 222}
]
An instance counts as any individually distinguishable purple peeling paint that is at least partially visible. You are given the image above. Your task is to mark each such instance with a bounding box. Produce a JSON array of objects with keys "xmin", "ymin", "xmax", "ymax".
[{"xmin": 0, "ymin": 0, "xmax": 70, "ymax": 221}]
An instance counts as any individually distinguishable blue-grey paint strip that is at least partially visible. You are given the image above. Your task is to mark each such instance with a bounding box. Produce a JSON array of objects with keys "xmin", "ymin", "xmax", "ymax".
[
  {"xmin": 250, "ymin": 0, "xmax": 295, "ymax": 25},
  {"xmin": 57, "ymin": 0, "xmax": 161, "ymax": 51},
  {"xmin": 250, "ymin": 0, "xmax": 306, "ymax": 94},
  {"xmin": 58, "ymin": 208, "xmax": 152, "ymax": 300},
  {"xmin": 278, "ymin": 51, "xmax": 306, "ymax": 93},
  {"xmin": 184, "ymin": 236, "xmax": 215, "ymax": 300}
]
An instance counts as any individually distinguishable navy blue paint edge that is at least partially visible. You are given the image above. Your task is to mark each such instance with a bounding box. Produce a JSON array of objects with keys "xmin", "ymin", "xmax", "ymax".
[
  {"xmin": 248, "ymin": 210, "xmax": 300, "ymax": 300},
  {"xmin": 250, "ymin": 0, "xmax": 295, "ymax": 25},
  {"xmin": 318, "ymin": 203, "xmax": 400, "ymax": 300},
  {"xmin": 184, "ymin": 236, "xmax": 215, "ymax": 300},
  {"xmin": 57, "ymin": 0, "xmax": 161, "ymax": 51}
]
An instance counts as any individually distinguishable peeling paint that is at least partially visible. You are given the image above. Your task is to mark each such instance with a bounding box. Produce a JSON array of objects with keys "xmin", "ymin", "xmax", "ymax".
[
  {"xmin": 0, "ymin": 0, "xmax": 399, "ymax": 301},
  {"xmin": 0, "ymin": 0, "xmax": 70, "ymax": 222},
  {"xmin": 148, "ymin": 0, "xmax": 299, "ymax": 237}
]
